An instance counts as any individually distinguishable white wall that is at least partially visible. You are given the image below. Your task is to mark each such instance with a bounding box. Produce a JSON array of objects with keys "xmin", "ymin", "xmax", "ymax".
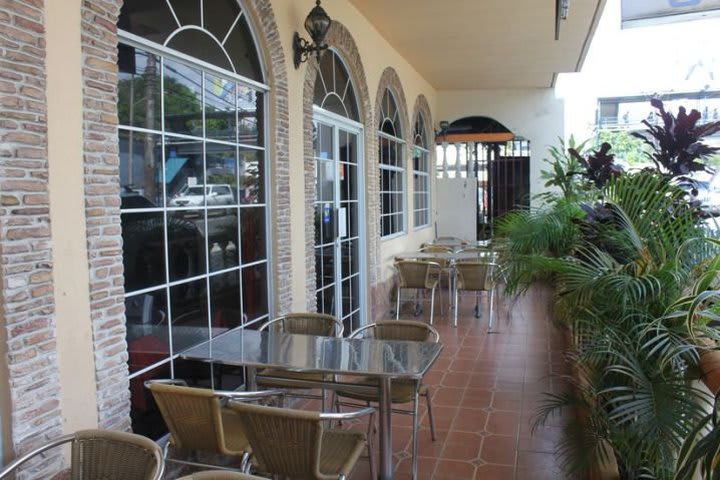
[
  {"xmin": 435, "ymin": 177, "xmax": 476, "ymax": 240},
  {"xmin": 437, "ymin": 89, "xmax": 565, "ymax": 204}
]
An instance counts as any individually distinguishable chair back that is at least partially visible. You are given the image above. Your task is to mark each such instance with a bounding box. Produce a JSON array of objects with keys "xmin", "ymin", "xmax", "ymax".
[
  {"xmin": 229, "ymin": 402, "xmax": 323, "ymax": 478},
  {"xmin": 419, "ymin": 244, "xmax": 454, "ymax": 254},
  {"xmin": 70, "ymin": 429, "xmax": 164, "ymax": 480},
  {"xmin": 351, "ymin": 320, "xmax": 439, "ymax": 343},
  {"xmin": 147, "ymin": 382, "xmax": 228, "ymax": 455},
  {"xmin": 395, "ymin": 260, "xmax": 439, "ymax": 289},
  {"xmin": 455, "ymin": 261, "xmax": 495, "ymax": 291},
  {"xmin": 260, "ymin": 312, "xmax": 343, "ymax": 337}
]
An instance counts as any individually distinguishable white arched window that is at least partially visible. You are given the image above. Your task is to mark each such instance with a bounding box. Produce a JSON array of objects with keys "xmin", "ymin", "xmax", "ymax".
[
  {"xmin": 117, "ymin": 0, "xmax": 270, "ymax": 435},
  {"xmin": 413, "ymin": 113, "xmax": 431, "ymax": 228},
  {"xmin": 379, "ymin": 89, "xmax": 405, "ymax": 237}
]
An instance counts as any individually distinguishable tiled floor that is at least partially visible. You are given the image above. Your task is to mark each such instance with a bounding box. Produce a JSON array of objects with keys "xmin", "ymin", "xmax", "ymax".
[{"xmin": 345, "ymin": 284, "xmax": 572, "ymax": 480}]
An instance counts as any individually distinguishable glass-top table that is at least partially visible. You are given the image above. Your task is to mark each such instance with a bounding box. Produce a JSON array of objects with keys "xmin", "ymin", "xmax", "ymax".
[{"xmin": 180, "ymin": 328, "xmax": 443, "ymax": 479}]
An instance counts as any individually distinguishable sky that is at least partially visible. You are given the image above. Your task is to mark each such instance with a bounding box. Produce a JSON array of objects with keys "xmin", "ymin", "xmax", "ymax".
[{"xmin": 556, "ymin": 0, "xmax": 720, "ymax": 140}]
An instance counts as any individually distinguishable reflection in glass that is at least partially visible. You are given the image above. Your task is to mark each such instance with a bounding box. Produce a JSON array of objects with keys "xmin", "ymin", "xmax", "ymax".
[
  {"xmin": 341, "ymin": 239, "xmax": 359, "ymax": 279},
  {"xmin": 204, "ymin": 74, "xmax": 236, "ymax": 142},
  {"xmin": 117, "ymin": 47, "xmax": 161, "ymax": 130},
  {"xmin": 240, "ymin": 207, "xmax": 266, "ymax": 263},
  {"xmin": 208, "ymin": 210, "xmax": 239, "ymax": 271},
  {"xmin": 238, "ymin": 87, "xmax": 262, "ymax": 146},
  {"xmin": 163, "ymin": 59, "xmax": 203, "ymax": 137},
  {"xmin": 210, "ymin": 271, "xmax": 241, "ymax": 330},
  {"xmin": 242, "ymin": 264, "xmax": 268, "ymax": 322},
  {"xmin": 121, "ymin": 211, "xmax": 166, "ymax": 291},
  {"xmin": 120, "ymin": 130, "xmax": 162, "ymax": 208},
  {"xmin": 206, "ymin": 143, "xmax": 238, "ymax": 205},
  {"xmin": 239, "ymin": 149, "xmax": 264, "ymax": 204},
  {"xmin": 170, "ymin": 278, "xmax": 208, "ymax": 351},
  {"xmin": 129, "ymin": 363, "xmax": 171, "ymax": 439},
  {"xmin": 167, "ymin": 211, "xmax": 206, "ymax": 281},
  {"xmin": 165, "ymin": 139, "xmax": 204, "ymax": 203},
  {"xmin": 126, "ymin": 289, "xmax": 169, "ymax": 369}
]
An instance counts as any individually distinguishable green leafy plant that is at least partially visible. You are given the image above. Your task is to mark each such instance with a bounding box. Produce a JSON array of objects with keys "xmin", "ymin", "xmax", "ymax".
[
  {"xmin": 538, "ymin": 136, "xmax": 594, "ymax": 203},
  {"xmin": 676, "ymin": 392, "xmax": 720, "ymax": 480}
]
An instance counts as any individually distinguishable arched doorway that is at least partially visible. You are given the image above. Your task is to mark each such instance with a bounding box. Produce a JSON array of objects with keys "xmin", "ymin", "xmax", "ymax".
[{"xmin": 312, "ymin": 50, "xmax": 366, "ymax": 335}]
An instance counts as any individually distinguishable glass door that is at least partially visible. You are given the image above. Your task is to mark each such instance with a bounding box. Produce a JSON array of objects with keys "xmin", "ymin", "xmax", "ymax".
[{"xmin": 313, "ymin": 112, "xmax": 364, "ymax": 335}]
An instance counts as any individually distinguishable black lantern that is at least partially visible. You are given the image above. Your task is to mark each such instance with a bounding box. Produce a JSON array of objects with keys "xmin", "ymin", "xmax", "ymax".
[{"xmin": 293, "ymin": 0, "xmax": 332, "ymax": 69}]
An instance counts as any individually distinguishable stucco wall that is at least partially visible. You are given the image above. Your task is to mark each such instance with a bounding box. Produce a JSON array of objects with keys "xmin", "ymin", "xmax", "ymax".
[{"xmin": 437, "ymin": 88, "xmax": 565, "ymax": 204}]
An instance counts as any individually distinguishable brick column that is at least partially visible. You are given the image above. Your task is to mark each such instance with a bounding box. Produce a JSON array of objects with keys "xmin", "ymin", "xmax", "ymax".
[{"xmin": 0, "ymin": 0, "xmax": 65, "ymax": 477}]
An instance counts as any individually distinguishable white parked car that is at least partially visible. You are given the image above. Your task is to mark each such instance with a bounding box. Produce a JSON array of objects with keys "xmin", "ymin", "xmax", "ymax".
[{"xmin": 169, "ymin": 184, "xmax": 235, "ymax": 207}]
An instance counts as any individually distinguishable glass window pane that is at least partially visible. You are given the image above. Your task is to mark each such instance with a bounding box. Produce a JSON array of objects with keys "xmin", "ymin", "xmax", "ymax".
[
  {"xmin": 225, "ymin": 15, "xmax": 263, "ymax": 82},
  {"xmin": 169, "ymin": 0, "xmax": 200, "ymax": 27},
  {"xmin": 126, "ymin": 289, "xmax": 169, "ymax": 372},
  {"xmin": 239, "ymin": 149, "xmax": 264, "ymax": 204},
  {"xmin": 238, "ymin": 87, "xmax": 262, "ymax": 147},
  {"xmin": 206, "ymin": 143, "xmax": 238, "ymax": 204},
  {"xmin": 167, "ymin": 211, "xmax": 207, "ymax": 281},
  {"xmin": 240, "ymin": 207, "xmax": 266, "ymax": 263},
  {"xmin": 166, "ymin": 138, "xmax": 204, "ymax": 203},
  {"xmin": 210, "ymin": 271, "xmax": 241, "ymax": 330},
  {"xmin": 208, "ymin": 209, "xmax": 238, "ymax": 272},
  {"xmin": 129, "ymin": 363, "xmax": 172, "ymax": 440},
  {"xmin": 120, "ymin": 131, "xmax": 163, "ymax": 208},
  {"xmin": 117, "ymin": 47, "xmax": 161, "ymax": 131},
  {"xmin": 203, "ymin": 0, "xmax": 241, "ymax": 44},
  {"xmin": 242, "ymin": 263, "xmax": 268, "ymax": 322},
  {"xmin": 122, "ymin": 212, "xmax": 166, "ymax": 291},
  {"xmin": 163, "ymin": 59, "xmax": 203, "ymax": 137},
  {"xmin": 204, "ymin": 74, "xmax": 236, "ymax": 142},
  {"xmin": 167, "ymin": 31, "xmax": 233, "ymax": 72},
  {"xmin": 119, "ymin": 1, "xmax": 177, "ymax": 46},
  {"xmin": 170, "ymin": 278, "xmax": 208, "ymax": 351}
]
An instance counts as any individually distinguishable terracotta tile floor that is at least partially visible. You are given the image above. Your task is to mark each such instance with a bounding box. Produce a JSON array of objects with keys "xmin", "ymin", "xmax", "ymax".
[{"xmin": 344, "ymin": 285, "xmax": 573, "ymax": 480}]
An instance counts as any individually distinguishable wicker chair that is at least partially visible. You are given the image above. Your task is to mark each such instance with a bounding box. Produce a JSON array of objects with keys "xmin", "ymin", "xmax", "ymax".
[
  {"xmin": 255, "ymin": 313, "xmax": 343, "ymax": 411},
  {"xmin": 146, "ymin": 379, "xmax": 283, "ymax": 473},
  {"xmin": 228, "ymin": 402, "xmax": 375, "ymax": 480},
  {"xmin": 394, "ymin": 260, "xmax": 441, "ymax": 324},
  {"xmin": 454, "ymin": 259, "xmax": 498, "ymax": 330},
  {"xmin": 178, "ymin": 471, "xmax": 266, "ymax": 479},
  {"xmin": 0, "ymin": 429, "xmax": 164, "ymax": 480},
  {"xmin": 334, "ymin": 320, "xmax": 439, "ymax": 480}
]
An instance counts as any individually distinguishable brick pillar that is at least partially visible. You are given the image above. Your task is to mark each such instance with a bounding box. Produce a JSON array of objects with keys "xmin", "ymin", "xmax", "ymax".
[{"xmin": 0, "ymin": 0, "xmax": 65, "ymax": 477}]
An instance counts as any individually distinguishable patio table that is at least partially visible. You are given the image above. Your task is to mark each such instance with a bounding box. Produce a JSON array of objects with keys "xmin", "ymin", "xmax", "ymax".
[{"xmin": 180, "ymin": 327, "xmax": 443, "ymax": 480}]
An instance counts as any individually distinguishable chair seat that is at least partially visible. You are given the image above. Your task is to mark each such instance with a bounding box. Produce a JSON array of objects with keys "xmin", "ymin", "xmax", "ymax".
[
  {"xmin": 255, "ymin": 369, "xmax": 328, "ymax": 388},
  {"xmin": 319, "ymin": 429, "xmax": 367, "ymax": 477},
  {"xmin": 335, "ymin": 377, "xmax": 427, "ymax": 404}
]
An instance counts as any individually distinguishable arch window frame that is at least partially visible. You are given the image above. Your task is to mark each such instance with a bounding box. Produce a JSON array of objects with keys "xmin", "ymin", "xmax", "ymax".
[
  {"xmin": 378, "ymin": 89, "xmax": 406, "ymax": 239},
  {"xmin": 412, "ymin": 113, "xmax": 431, "ymax": 229},
  {"xmin": 116, "ymin": 0, "xmax": 273, "ymax": 434}
]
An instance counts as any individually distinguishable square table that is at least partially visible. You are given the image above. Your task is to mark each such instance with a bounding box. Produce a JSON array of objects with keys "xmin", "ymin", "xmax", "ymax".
[{"xmin": 180, "ymin": 327, "xmax": 443, "ymax": 480}]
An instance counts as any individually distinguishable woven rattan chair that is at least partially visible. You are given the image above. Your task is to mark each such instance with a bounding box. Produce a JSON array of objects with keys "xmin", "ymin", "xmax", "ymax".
[
  {"xmin": 394, "ymin": 260, "xmax": 441, "ymax": 324},
  {"xmin": 255, "ymin": 313, "xmax": 343, "ymax": 411},
  {"xmin": 0, "ymin": 429, "xmax": 164, "ymax": 480},
  {"xmin": 334, "ymin": 320, "xmax": 440, "ymax": 480},
  {"xmin": 228, "ymin": 402, "xmax": 375, "ymax": 480},
  {"xmin": 146, "ymin": 379, "xmax": 283, "ymax": 473},
  {"xmin": 454, "ymin": 259, "xmax": 498, "ymax": 331},
  {"xmin": 178, "ymin": 471, "xmax": 266, "ymax": 479}
]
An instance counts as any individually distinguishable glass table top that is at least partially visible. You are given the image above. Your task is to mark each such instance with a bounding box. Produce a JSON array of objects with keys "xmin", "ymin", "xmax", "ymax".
[{"xmin": 180, "ymin": 328, "xmax": 443, "ymax": 379}]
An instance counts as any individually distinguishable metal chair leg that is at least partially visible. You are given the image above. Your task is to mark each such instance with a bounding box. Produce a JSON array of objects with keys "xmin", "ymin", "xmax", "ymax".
[
  {"xmin": 396, "ymin": 286, "xmax": 401, "ymax": 320},
  {"xmin": 429, "ymin": 285, "xmax": 436, "ymax": 324},
  {"xmin": 411, "ymin": 390, "xmax": 420, "ymax": 480},
  {"xmin": 488, "ymin": 287, "xmax": 495, "ymax": 332},
  {"xmin": 453, "ymin": 285, "xmax": 459, "ymax": 327},
  {"xmin": 424, "ymin": 388, "xmax": 436, "ymax": 441}
]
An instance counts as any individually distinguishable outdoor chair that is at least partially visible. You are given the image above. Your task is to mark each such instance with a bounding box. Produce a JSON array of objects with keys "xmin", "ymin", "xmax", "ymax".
[
  {"xmin": 0, "ymin": 429, "xmax": 164, "ymax": 480},
  {"xmin": 178, "ymin": 471, "xmax": 266, "ymax": 479},
  {"xmin": 333, "ymin": 320, "xmax": 439, "ymax": 480},
  {"xmin": 454, "ymin": 259, "xmax": 498, "ymax": 331},
  {"xmin": 394, "ymin": 260, "xmax": 441, "ymax": 324},
  {"xmin": 228, "ymin": 401, "xmax": 375, "ymax": 480},
  {"xmin": 255, "ymin": 313, "xmax": 344, "ymax": 411},
  {"xmin": 145, "ymin": 379, "xmax": 284, "ymax": 473}
]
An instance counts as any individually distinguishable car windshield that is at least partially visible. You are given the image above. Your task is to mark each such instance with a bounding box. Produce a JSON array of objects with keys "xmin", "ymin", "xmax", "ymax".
[{"xmin": 183, "ymin": 186, "xmax": 205, "ymax": 196}]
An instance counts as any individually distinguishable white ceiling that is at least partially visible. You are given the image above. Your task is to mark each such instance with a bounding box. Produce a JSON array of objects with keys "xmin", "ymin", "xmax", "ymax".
[{"xmin": 347, "ymin": 0, "xmax": 605, "ymax": 90}]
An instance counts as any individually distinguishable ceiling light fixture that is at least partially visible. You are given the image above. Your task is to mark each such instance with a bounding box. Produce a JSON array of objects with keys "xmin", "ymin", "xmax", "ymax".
[{"xmin": 293, "ymin": 0, "xmax": 332, "ymax": 69}]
